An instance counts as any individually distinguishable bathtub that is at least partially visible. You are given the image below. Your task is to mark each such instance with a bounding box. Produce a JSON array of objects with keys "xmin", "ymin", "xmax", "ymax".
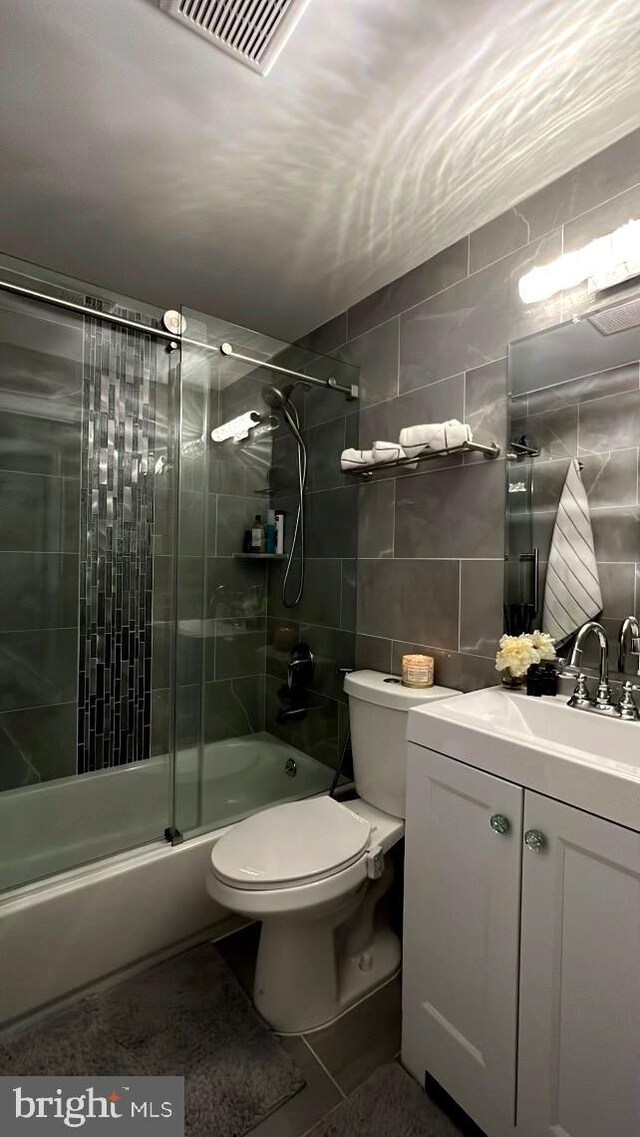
[{"xmin": 0, "ymin": 733, "xmax": 340, "ymax": 1026}]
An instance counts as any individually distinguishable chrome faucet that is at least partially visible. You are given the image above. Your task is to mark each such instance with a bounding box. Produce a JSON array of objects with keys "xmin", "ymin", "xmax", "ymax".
[
  {"xmin": 618, "ymin": 616, "xmax": 640, "ymax": 721},
  {"xmin": 567, "ymin": 620, "xmax": 617, "ymax": 716},
  {"xmin": 619, "ymin": 615, "xmax": 640, "ymax": 673}
]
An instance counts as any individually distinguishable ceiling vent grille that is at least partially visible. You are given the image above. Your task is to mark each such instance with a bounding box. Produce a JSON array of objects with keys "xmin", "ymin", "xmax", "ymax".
[{"xmin": 159, "ymin": 0, "xmax": 311, "ymax": 75}]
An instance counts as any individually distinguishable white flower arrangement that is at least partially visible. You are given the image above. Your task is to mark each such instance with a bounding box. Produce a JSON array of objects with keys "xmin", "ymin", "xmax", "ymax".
[{"xmin": 495, "ymin": 630, "xmax": 556, "ymax": 678}]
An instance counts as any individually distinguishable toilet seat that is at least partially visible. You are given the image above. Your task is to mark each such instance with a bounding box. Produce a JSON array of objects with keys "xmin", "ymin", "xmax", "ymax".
[{"xmin": 211, "ymin": 796, "xmax": 371, "ymax": 891}]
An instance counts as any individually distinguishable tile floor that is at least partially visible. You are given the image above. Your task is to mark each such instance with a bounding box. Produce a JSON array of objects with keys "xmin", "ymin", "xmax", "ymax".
[{"xmin": 217, "ymin": 924, "xmax": 403, "ymax": 1137}]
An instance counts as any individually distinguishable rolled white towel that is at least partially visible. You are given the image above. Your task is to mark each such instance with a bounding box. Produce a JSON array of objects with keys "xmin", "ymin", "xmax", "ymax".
[
  {"xmin": 373, "ymin": 440, "xmax": 404, "ymax": 462},
  {"xmin": 399, "ymin": 419, "xmax": 473, "ymax": 459},
  {"xmin": 372, "ymin": 440, "xmax": 418, "ymax": 469},
  {"xmin": 341, "ymin": 448, "xmax": 374, "ymax": 470}
]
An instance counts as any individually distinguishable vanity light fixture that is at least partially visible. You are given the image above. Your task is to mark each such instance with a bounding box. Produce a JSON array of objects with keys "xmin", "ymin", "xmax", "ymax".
[
  {"xmin": 518, "ymin": 218, "xmax": 640, "ymax": 303},
  {"xmin": 211, "ymin": 411, "xmax": 261, "ymax": 443}
]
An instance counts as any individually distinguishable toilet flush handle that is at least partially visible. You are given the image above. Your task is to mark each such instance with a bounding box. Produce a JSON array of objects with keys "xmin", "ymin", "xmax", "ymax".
[{"xmin": 365, "ymin": 845, "xmax": 384, "ymax": 880}]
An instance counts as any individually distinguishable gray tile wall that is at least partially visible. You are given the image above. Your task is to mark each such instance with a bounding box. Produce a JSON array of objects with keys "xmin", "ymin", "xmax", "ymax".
[
  {"xmin": 265, "ymin": 368, "xmax": 359, "ymax": 773},
  {"xmin": 301, "ymin": 127, "xmax": 640, "ymax": 692},
  {"xmin": 0, "ymin": 293, "xmax": 83, "ymax": 789}
]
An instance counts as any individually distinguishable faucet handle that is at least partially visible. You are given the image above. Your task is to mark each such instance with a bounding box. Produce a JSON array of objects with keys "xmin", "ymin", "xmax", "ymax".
[
  {"xmin": 619, "ymin": 680, "xmax": 640, "ymax": 721},
  {"xmin": 567, "ymin": 673, "xmax": 592, "ymax": 708},
  {"xmin": 595, "ymin": 678, "xmax": 615, "ymax": 712}
]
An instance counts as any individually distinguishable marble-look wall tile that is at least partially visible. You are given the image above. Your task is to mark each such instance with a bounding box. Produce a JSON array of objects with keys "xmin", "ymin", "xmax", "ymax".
[
  {"xmin": 357, "ymin": 559, "xmax": 459, "ymax": 648},
  {"xmin": 305, "ymin": 487, "xmax": 358, "ymax": 559},
  {"xmin": 564, "ymin": 181, "xmax": 640, "ymax": 255},
  {"xmin": 525, "ymin": 363, "xmax": 639, "ymax": 417},
  {"xmin": 394, "ymin": 461, "xmax": 505, "ymax": 559},
  {"xmin": 298, "ymin": 623, "xmax": 355, "ymax": 702},
  {"xmin": 358, "ymin": 480, "xmax": 395, "ymax": 560},
  {"xmin": 264, "ymin": 674, "xmax": 340, "ymax": 771},
  {"xmin": 578, "ymin": 390, "xmax": 640, "ymax": 455},
  {"xmin": 331, "ymin": 318, "xmax": 399, "ymax": 408},
  {"xmin": 359, "ymin": 373, "xmax": 464, "ymax": 449},
  {"xmin": 340, "ymin": 559, "xmax": 357, "ymax": 632},
  {"xmin": 464, "ymin": 358, "xmax": 508, "ymax": 460},
  {"xmin": 0, "ymin": 472, "xmax": 79, "ymax": 552},
  {"xmin": 297, "ymin": 311, "xmax": 348, "ymax": 355},
  {"xmin": 305, "ymin": 416, "xmax": 348, "ymax": 491},
  {"xmin": 471, "ymin": 130, "xmax": 640, "ymax": 268},
  {"xmin": 213, "ymin": 618, "xmax": 267, "ymax": 681},
  {"xmin": 459, "ymin": 560, "xmax": 504, "ymax": 657},
  {"xmin": 347, "ymin": 238, "xmax": 469, "ymax": 340},
  {"xmin": 355, "ymin": 633, "xmax": 393, "ymax": 672},
  {"xmin": 204, "ymin": 675, "xmax": 265, "ymax": 742},
  {"xmin": 268, "ymin": 557, "xmax": 342, "ymax": 627},
  {"xmin": 0, "ymin": 628, "xmax": 78, "ymax": 713},
  {"xmin": 400, "ymin": 232, "xmax": 562, "ymax": 392},
  {"xmin": 0, "ymin": 552, "xmax": 78, "ymax": 632},
  {"xmin": 391, "ymin": 640, "xmax": 497, "ymax": 693},
  {"xmin": 592, "ymin": 508, "xmax": 640, "ymax": 563}
]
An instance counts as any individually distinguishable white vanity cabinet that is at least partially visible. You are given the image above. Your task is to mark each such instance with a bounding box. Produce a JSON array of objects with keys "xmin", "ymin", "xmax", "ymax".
[{"xmin": 402, "ymin": 742, "xmax": 640, "ymax": 1137}]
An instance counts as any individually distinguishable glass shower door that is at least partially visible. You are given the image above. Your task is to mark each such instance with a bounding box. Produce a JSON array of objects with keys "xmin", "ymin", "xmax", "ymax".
[
  {"xmin": 172, "ymin": 306, "xmax": 359, "ymax": 839},
  {"xmin": 0, "ymin": 269, "xmax": 178, "ymax": 891}
]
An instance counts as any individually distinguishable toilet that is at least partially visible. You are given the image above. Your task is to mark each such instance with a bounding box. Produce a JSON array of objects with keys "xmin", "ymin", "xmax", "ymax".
[{"xmin": 206, "ymin": 670, "xmax": 457, "ymax": 1033}]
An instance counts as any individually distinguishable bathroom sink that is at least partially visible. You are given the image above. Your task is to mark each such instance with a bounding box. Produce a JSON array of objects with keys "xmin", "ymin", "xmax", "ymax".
[{"xmin": 408, "ymin": 686, "xmax": 640, "ymax": 830}]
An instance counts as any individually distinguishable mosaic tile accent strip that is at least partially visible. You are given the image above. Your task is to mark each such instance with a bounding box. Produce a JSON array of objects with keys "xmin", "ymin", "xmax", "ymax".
[{"xmin": 78, "ymin": 309, "xmax": 161, "ymax": 773}]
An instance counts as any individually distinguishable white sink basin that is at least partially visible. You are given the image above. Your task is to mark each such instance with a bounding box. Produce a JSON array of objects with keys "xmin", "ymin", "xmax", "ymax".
[{"xmin": 408, "ymin": 686, "xmax": 640, "ymax": 830}]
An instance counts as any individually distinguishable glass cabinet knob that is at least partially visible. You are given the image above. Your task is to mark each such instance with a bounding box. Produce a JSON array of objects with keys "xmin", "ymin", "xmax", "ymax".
[
  {"xmin": 524, "ymin": 828, "xmax": 546, "ymax": 852},
  {"xmin": 490, "ymin": 813, "xmax": 510, "ymax": 835}
]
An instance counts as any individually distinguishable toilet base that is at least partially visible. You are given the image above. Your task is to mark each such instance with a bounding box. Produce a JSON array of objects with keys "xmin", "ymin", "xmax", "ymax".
[
  {"xmin": 290, "ymin": 927, "xmax": 402, "ymax": 1036},
  {"xmin": 253, "ymin": 872, "xmax": 402, "ymax": 1036}
]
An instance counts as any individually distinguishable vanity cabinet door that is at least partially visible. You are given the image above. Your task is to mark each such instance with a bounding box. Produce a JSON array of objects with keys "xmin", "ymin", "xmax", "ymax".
[
  {"xmin": 402, "ymin": 744, "xmax": 523, "ymax": 1137},
  {"xmin": 518, "ymin": 792, "xmax": 640, "ymax": 1137}
]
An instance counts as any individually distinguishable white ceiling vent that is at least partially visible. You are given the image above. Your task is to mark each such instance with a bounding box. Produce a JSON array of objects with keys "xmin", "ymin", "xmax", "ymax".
[{"xmin": 158, "ymin": 0, "xmax": 312, "ymax": 75}]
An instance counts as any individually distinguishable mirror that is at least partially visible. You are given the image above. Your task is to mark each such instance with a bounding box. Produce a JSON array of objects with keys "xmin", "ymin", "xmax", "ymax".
[{"xmin": 506, "ymin": 295, "xmax": 640, "ymax": 678}]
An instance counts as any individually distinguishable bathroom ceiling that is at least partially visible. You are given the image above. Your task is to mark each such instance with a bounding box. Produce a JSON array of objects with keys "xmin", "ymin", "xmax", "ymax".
[{"xmin": 0, "ymin": 0, "xmax": 639, "ymax": 342}]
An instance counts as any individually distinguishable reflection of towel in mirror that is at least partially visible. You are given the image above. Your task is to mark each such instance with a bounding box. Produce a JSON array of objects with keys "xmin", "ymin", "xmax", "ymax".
[{"xmin": 542, "ymin": 459, "xmax": 602, "ymax": 646}]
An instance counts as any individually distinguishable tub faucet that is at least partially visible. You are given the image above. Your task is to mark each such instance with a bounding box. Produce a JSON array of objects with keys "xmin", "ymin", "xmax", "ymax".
[{"xmin": 567, "ymin": 620, "xmax": 616, "ymax": 715}]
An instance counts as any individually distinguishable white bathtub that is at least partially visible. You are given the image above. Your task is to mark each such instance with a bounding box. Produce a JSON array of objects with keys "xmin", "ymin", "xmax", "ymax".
[
  {"xmin": 0, "ymin": 732, "xmax": 335, "ymax": 894},
  {"xmin": 0, "ymin": 733, "xmax": 340, "ymax": 1026}
]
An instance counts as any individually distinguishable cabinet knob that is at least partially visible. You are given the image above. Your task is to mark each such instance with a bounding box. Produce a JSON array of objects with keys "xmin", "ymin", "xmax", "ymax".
[
  {"xmin": 524, "ymin": 828, "xmax": 546, "ymax": 852},
  {"xmin": 490, "ymin": 813, "xmax": 510, "ymax": 836}
]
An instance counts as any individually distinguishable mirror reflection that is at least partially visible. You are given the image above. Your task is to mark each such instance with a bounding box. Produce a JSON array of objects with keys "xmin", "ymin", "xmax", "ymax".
[{"xmin": 507, "ymin": 295, "xmax": 640, "ymax": 679}]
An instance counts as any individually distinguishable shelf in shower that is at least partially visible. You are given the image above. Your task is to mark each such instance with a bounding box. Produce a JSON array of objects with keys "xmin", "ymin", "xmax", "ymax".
[
  {"xmin": 343, "ymin": 440, "xmax": 501, "ymax": 478},
  {"xmin": 234, "ymin": 553, "xmax": 286, "ymax": 560}
]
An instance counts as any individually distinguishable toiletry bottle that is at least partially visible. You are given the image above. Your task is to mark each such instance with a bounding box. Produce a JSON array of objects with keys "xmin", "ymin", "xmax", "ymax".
[
  {"xmin": 266, "ymin": 509, "xmax": 277, "ymax": 555},
  {"xmin": 275, "ymin": 510, "xmax": 285, "ymax": 555},
  {"xmin": 251, "ymin": 514, "xmax": 265, "ymax": 554}
]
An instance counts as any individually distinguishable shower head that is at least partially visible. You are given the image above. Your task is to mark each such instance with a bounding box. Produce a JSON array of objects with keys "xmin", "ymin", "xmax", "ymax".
[{"xmin": 261, "ymin": 383, "xmax": 296, "ymax": 409}]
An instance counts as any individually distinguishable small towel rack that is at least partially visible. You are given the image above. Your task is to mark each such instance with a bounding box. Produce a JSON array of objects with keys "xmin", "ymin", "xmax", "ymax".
[{"xmin": 344, "ymin": 440, "xmax": 501, "ymax": 479}]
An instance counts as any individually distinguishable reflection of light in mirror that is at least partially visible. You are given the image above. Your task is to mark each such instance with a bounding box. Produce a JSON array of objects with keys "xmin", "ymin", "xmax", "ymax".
[{"xmin": 519, "ymin": 219, "xmax": 640, "ymax": 303}]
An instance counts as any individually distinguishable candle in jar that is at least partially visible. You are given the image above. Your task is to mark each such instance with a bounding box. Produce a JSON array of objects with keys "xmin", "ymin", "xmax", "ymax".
[{"xmin": 402, "ymin": 653, "xmax": 434, "ymax": 688}]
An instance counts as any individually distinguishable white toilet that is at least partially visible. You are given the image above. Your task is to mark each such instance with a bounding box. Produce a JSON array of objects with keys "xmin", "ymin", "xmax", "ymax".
[{"xmin": 206, "ymin": 670, "xmax": 457, "ymax": 1033}]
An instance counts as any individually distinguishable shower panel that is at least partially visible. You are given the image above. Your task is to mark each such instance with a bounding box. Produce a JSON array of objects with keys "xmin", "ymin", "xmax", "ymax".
[
  {"xmin": 0, "ymin": 254, "xmax": 359, "ymax": 895},
  {"xmin": 77, "ymin": 314, "xmax": 159, "ymax": 772}
]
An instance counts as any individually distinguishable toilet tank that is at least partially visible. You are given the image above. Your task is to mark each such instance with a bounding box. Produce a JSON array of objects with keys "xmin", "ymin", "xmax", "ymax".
[{"xmin": 344, "ymin": 671, "xmax": 458, "ymax": 818}]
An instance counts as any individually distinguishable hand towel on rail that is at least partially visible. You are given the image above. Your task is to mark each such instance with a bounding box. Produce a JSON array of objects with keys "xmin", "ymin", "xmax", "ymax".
[{"xmin": 399, "ymin": 419, "xmax": 473, "ymax": 458}]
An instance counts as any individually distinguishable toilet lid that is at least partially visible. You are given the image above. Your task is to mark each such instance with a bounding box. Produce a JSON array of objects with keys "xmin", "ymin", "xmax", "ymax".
[{"xmin": 210, "ymin": 797, "xmax": 371, "ymax": 890}]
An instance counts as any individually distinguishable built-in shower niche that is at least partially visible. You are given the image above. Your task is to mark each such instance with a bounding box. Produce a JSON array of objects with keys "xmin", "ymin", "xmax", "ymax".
[{"xmin": 507, "ymin": 308, "xmax": 640, "ymax": 678}]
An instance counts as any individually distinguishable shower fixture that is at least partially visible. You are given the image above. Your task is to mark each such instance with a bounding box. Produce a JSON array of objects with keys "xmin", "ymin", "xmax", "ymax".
[
  {"xmin": 262, "ymin": 384, "xmax": 307, "ymax": 608},
  {"xmin": 211, "ymin": 410, "xmax": 262, "ymax": 443}
]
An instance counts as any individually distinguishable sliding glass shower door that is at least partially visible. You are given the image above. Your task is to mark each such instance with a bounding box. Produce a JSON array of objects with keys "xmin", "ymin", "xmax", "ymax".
[{"xmin": 0, "ymin": 261, "xmax": 179, "ymax": 891}]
